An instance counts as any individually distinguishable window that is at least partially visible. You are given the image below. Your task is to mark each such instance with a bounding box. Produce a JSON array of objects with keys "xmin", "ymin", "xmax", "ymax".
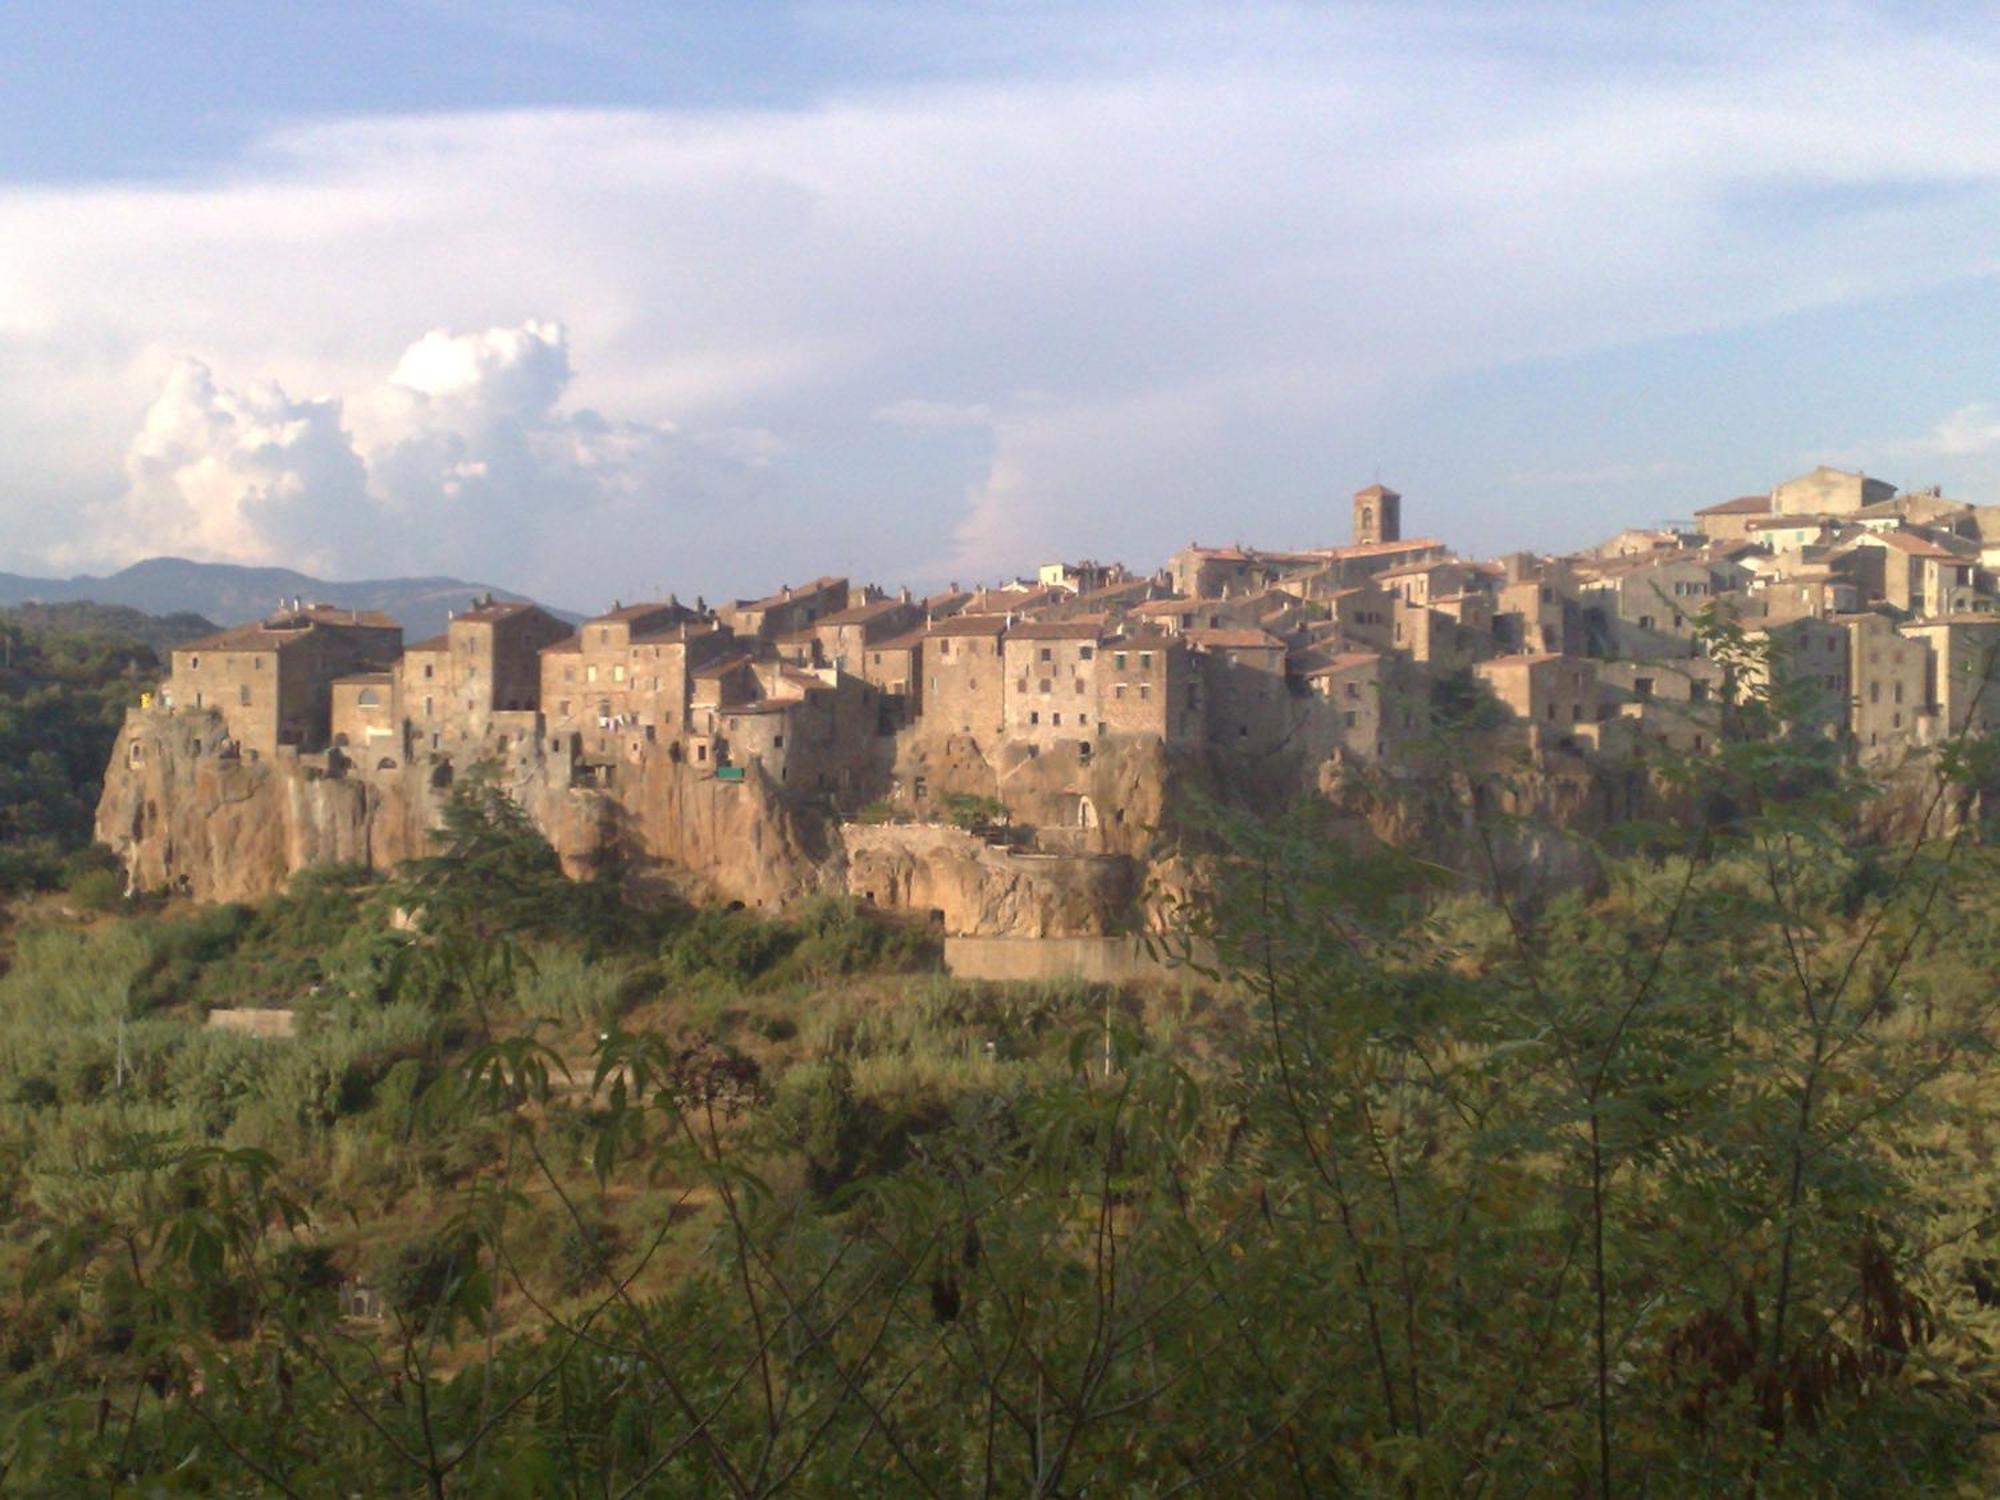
[
  {"xmin": 564, "ymin": 666, "xmax": 575, "ymax": 682},
  {"xmin": 1075, "ymin": 678, "xmax": 1086, "ymax": 695},
  {"xmin": 1115, "ymin": 684, "xmax": 1127, "ymax": 699},
  {"xmin": 1138, "ymin": 684, "xmax": 1151, "ymax": 701},
  {"xmin": 1139, "ymin": 652, "xmax": 1153, "ymax": 669},
  {"xmin": 1638, "ymin": 615, "xmax": 1655, "ymax": 631},
  {"xmin": 559, "ymin": 699, "xmax": 571, "ymax": 715},
  {"xmin": 1017, "ymin": 677, "xmax": 1028, "ymax": 692},
  {"xmin": 424, "ymin": 696, "xmax": 434, "ymax": 716},
  {"xmin": 938, "ymin": 639, "xmax": 952, "ymax": 657},
  {"xmin": 1079, "ymin": 713, "xmax": 1087, "ymax": 725},
  {"xmin": 424, "ymin": 662, "xmax": 434, "ymax": 679},
  {"xmin": 239, "ymin": 685, "xmax": 251, "ymax": 706},
  {"xmin": 613, "ymin": 665, "xmax": 626, "ymax": 682},
  {"xmin": 357, "ymin": 688, "xmax": 381, "ymax": 708},
  {"xmin": 1078, "ymin": 645, "xmax": 1094, "ymax": 660},
  {"xmin": 1114, "ymin": 652, "xmax": 1127, "ymax": 670},
  {"xmin": 1893, "ymin": 681, "xmax": 1904, "ymax": 705},
  {"xmin": 586, "ymin": 665, "xmax": 598, "ymax": 683},
  {"xmin": 1039, "ymin": 646, "xmax": 1052, "ymax": 662},
  {"xmin": 1343, "ymin": 711, "xmax": 1357, "ymax": 729},
  {"xmin": 189, "ymin": 655, "xmax": 200, "ymax": 669},
  {"xmin": 1029, "ymin": 710, "xmax": 1040, "ymax": 724},
  {"xmin": 774, "ymin": 735, "xmax": 784, "ymax": 748},
  {"xmin": 1052, "ymin": 713, "xmax": 1062, "ymax": 725},
  {"xmin": 1039, "ymin": 678, "xmax": 1052, "ymax": 694},
  {"xmin": 1869, "ymin": 682, "xmax": 1880, "ymax": 704}
]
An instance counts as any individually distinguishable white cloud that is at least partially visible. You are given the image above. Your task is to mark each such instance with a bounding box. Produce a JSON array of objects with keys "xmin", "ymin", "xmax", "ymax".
[
  {"xmin": 73, "ymin": 322, "xmax": 771, "ymax": 601},
  {"xmin": 874, "ymin": 398, "xmax": 993, "ymax": 431},
  {"xmin": 11, "ymin": 6, "xmax": 2000, "ymax": 593},
  {"xmin": 93, "ymin": 359, "xmax": 370, "ymax": 573}
]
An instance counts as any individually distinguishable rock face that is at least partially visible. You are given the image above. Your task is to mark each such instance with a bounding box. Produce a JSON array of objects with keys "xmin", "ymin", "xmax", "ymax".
[
  {"xmin": 839, "ymin": 823, "xmax": 1137, "ymax": 937},
  {"xmin": 95, "ymin": 708, "xmax": 1143, "ymax": 932},
  {"xmin": 95, "ymin": 706, "xmax": 834, "ymax": 910},
  {"xmin": 99, "ymin": 702, "xmax": 1682, "ymax": 933}
]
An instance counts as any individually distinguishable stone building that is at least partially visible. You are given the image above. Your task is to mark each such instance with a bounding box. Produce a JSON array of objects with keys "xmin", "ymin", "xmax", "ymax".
[
  {"xmin": 1845, "ymin": 531, "xmax": 1984, "ymax": 617},
  {"xmin": 1002, "ymin": 618, "xmax": 1106, "ymax": 750},
  {"xmin": 1844, "ymin": 613, "xmax": 1930, "ymax": 760},
  {"xmin": 540, "ymin": 605, "xmax": 732, "ymax": 759},
  {"xmin": 1353, "ymin": 483, "xmax": 1401, "ymax": 547},
  {"xmin": 718, "ymin": 576, "xmax": 850, "ymax": 640},
  {"xmin": 1771, "ymin": 465, "xmax": 1895, "ymax": 517},
  {"xmin": 168, "ymin": 605, "xmax": 402, "ymax": 759},
  {"xmin": 1474, "ymin": 653, "xmax": 1602, "ymax": 748},
  {"xmin": 1186, "ymin": 628, "xmax": 1290, "ymax": 753},
  {"xmin": 920, "ymin": 614, "xmax": 1009, "ymax": 740},
  {"xmin": 813, "ymin": 596, "xmax": 922, "ymax": 677},
  {"xmin": 1901, "ymin": 616, "xmax": 2000, "ymax": 739},
  {"xmin": 1094, "ymin": 632, "xmax": 1199, "ymax": 745},
  {"xmin": 330, "ymin": 673, "xmax": 398, "ymax": 764},
  {"xmin": 1298, "ymin": 650, "xmax": 1386, "ymax": 761},
  {"xmin": 1693, "ymin": 494, "xmax": 1774, "ymax": 543},
  {"xmin": 419, "ymin": 600, "xmax": 573, "ymax": 746}
]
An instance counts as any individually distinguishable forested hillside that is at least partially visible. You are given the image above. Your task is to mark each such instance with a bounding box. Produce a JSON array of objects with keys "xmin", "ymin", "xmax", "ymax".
[
  {"xmin": 3, "ymin": 711, "xmax": 1999, "ymax": 1493},
  {"xmin": 0, "ymin": 605, "xmax": 210, "ymax": 892}
]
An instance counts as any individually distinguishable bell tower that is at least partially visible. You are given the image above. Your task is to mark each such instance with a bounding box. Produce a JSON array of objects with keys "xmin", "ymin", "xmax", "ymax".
[{"xmin": 1353, "ymin": 483, "xmax": 1401, "ymax": 546}]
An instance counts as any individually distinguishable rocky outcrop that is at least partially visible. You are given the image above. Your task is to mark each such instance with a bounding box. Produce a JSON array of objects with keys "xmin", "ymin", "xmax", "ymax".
[
  {"xmin": 839, "ymin": 822, "xmax": 1137, "ymax": 936},
  {"xmin": 95, "ymin": 707, "xmax": 832, "ymax": 910}
]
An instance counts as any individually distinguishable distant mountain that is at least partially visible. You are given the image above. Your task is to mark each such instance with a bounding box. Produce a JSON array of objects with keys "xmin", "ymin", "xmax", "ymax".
[
  {"xmin": 0, "ymin": 558, "xmax": 583, "ymax": 642},
  {"xmin": 0, "ymin": 600, "xmax": 218, "ymax": 652}
]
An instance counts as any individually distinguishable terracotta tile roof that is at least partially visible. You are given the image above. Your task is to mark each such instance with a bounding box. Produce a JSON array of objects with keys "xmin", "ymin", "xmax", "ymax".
[
  {"xmin": 1695, "ymin": 494, "xmax": 1773, "ymax": 516},
  {"xmin": 591, "ymin": 601, "xmax": 689, "ymax": 625},
  {"xmin": 924, "ymin": 613, "xmax": 1009, "ymax": 638},
  {"xmin": 1866, "ymin": 530, "xmax": 1969, "ymax": 559},
  {"xmin": 738, "ymin": 575, "xmax": 846, "ymax": 611},
  {"xmin": 870, "ymin": 631, "xmax": 926, "ymax": 651},
  {"xmin": 1322, "ymin": 537, "xmax": 1446, "ymax": 560},
  {"xmin": 285, "ymin": 604, "xmax": 402, "ymax": 629},
  {"xmin": 538, "ymin": 634, "xmax": 582, "ymax": 655},
  {"xmin": 817, "ymin": 598, "xmax": 911, "ymax": 626},
  {"xmin": 177, "ymin": 623, "xmax": 297, "ymax": 653},
  {"xmin": 1005, "ymin": 616, "xmax": 1109, "ymax": 641},
  {"xmin": 1353, "ymin": 483, "xmax": 1400, "ymax": 500},
  {"xmin": 1185, "ymin": 628, "xmax": 1284, "ymax": 650},
  {"xmin": 333, "ymin": 671, "xmax": 394, "ymax": 685},
  {"xmin": 692, "ymin": 653, "xmax": 756, "ymax": 678},
  {"xmin": 455, "ymin": 600, "xmax": 540, "ymax": 623},
  {"xmin": 1298, "ymin": 650, "xmax": 1382, "ymax": 677}
]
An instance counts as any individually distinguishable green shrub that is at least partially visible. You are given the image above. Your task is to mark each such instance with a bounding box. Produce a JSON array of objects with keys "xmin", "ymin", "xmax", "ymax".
[{"xmin": 662, "ymin": 908, "xmax": 797, "ymax": 985}]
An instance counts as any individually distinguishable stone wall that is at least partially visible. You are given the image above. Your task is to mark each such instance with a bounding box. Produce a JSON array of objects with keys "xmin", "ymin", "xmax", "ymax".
[{"xmin": 943, "ymin": 934, "xmax": 1210, "ymax": 984}]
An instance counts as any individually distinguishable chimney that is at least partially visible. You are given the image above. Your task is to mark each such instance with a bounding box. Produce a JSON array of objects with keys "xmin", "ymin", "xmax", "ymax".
[{"xmin": 899, "ymin": 586, "xmax": 911, "ymax": 604}]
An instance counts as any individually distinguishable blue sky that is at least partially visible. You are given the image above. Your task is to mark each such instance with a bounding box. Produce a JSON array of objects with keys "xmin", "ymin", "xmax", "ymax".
[{"xmin": 4, "ymin": 1, "xmax": 2000, "ymax": 608}]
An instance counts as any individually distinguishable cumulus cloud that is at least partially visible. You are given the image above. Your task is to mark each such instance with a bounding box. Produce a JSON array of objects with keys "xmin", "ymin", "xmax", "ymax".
[
  {"xmin": 84, "ymin": 322, "xmax": 771, "ymax": 603},
  {"xmin": 104, "ymin": 359, "xmax": 370, "ymax": 572}
]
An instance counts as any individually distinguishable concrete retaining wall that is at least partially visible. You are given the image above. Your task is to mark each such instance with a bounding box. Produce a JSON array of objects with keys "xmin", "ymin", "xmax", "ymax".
[{"xmin": 943, "ymin": 934, "xmax": 1212, "ymax": 984}]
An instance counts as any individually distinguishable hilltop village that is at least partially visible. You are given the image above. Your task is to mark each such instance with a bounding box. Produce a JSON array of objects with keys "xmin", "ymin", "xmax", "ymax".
[{"xmin": 99, "ymin": 465, "xmax": 2000, "ymax": 936}]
